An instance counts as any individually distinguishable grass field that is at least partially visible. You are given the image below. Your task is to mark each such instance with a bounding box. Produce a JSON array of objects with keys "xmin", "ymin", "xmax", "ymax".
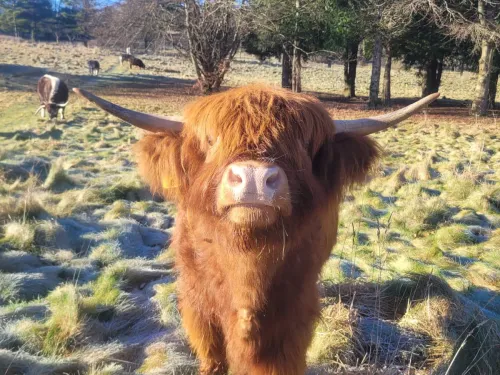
[{"xmin": 0, "ymin": 37, "xmax": 499, "ymax": 375}]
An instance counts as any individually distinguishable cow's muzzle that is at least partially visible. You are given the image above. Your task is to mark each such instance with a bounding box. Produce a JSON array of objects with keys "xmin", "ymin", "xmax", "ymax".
[{"xmin": 217, "ymin": 161, "xmax": 291, "ymax": 227}]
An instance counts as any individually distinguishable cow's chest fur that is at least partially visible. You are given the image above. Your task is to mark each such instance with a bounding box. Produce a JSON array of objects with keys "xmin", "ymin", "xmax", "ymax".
[{"xmin": 173, "ymin": 209, "xmax": 334, "ymax": 348}]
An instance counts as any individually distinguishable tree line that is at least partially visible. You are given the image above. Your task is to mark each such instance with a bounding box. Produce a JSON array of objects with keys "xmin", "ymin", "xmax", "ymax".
[
  {"xmin": 1, "ymin": 0, "xmax": 499, "ymax": 115},
  {"xmin": 0, "ymin": 0, "xmax": 98, "ymax": 43}
]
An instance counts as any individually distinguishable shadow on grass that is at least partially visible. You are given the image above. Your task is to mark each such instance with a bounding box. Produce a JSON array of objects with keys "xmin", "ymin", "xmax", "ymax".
[{"xmin": 0, "ymin": 63, "xmax": 197, "ymax": 96}]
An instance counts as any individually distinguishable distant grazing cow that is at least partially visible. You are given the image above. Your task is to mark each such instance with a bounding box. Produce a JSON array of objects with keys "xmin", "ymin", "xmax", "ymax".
[
  {"xmin": 35, "ymin": 75, "xmax": 69, "ymax": 120},
  {"xmin": 73, "ymin": 85, "xmax": 439, "ymax": 374},
  {"xmin": 119, "ymin": 53, "xmax": 133, "ymax": 65},
  {"xmin": 87, "ymin": 60, "xmax": 100, "ymax": 76},
  {"xmin": 130, "ymin": 57, "xmax": 145, "ymax": 70}
]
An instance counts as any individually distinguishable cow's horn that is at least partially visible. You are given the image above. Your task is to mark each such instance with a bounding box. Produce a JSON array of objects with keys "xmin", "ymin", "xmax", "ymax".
[
  {"xmin": 35, "ymin": 105, "xmax": 44, "ymax": 115},
  {"xmin": 334, "ymin": 93, "xmax": 440, "ymax": 135},
  {"xmin": 72, "ymin": 88, "xmax": 183, "ymax": 133},
  {"xmin": 57, "ymin": 101, "xmax": 69, "ymax": 107}
]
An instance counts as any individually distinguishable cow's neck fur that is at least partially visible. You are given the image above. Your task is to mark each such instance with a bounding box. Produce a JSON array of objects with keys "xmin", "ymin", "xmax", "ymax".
[{"xmin": 177, "ymin": 197, "xmax": 339, "ymax": 319}]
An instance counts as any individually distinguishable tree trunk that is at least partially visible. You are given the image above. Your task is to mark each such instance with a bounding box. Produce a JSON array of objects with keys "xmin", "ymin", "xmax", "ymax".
[
  {"xmin": 185, "ymin": 2, "xmax": 202, "ymax": 84},
  {"xmin": 421, "ymin": 58, "xmax": 441, "ymax": 97},
  {"xmin": 472, "ymin": 0, "xmax": 494, "ymax": 116},
  {"xmin": 368, "ymin": 35, "xmax": 382, "ymax": 108},
  {"xmin": 343, "ymin": 42, "xmax": 358, "ymax": 98},
  {"xmin": 281, "ymin": 49, "xmax": 292, "ymax": 89},
  {"xmin": 382, "ymin": 45, "xmax": 392, "ymax": 106},
  {"xmin": 291, "ymin": 0, "xmax": 301, "ymax": 93},
  {"xmin": 292, "ymin": 47, "xmax": 301, "ymax": 93},
  {"xmin": 436, "ymin": 60, "xmax": 443, "ymax": 88},
  {"xmin": 472, "ymin": 39, "xmax": 494, "ymax": 115},
  {"xmin": 488, "ymin": 69, "xmax": 498, "ymax": 109}
]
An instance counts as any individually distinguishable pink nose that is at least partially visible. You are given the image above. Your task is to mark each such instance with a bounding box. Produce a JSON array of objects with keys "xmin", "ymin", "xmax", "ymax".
[{"xmin": 223, "ymin": 162, "xmax": 285, "ymax": 204}]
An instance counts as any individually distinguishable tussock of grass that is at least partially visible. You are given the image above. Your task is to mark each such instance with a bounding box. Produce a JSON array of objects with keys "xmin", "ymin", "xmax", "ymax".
[
  {"xmin": 466, "ymin": 262, "xmax": 499, "ymax": 290},
  {"xmin": 307, "ymin": 303, "xmax": 356, "ymax": 365},
  {"xmin": 42, "ymin": 159, "xmax": 75, "ymax": 191},
  {"xmin": 384, "ymin": 167, "xmax": 407, "ymax": 194},
  {"xmin": 399, "ymin": 296, "xmax": 500, "ymax": 372},
  {"xmin": 451, "ymin": 209, "xmax": 487, "ymax": 226},
  {"xmin": 389, "ymin": 255, "xmax": 435, "ymax": 275},
  {"xmin": 0, "ymin": 272, "xmax": 19, "ymax": 303},
  {"xmin": 89, "ymin": 241, "xmax": 123, "ymax": 266},
  {"xmin": 98, "ymin": 174, "xmax": 147, "ymax": 203},
  {"xmin": 81, "ymin": 264, "xmax": 127, "ymax": 314},
  {"xmin": 42, "ymin": 249, "xmax": 75, "ymax": 264},
  {"xmin": 13, "ymin": 319, "xmax": 46, "ymax": 353},
  {"xmin": 103, "ymin": 200, "xmax": 131, "ymax": 221},
  {"xmin": 33, "ymin": 220, "xmax": 66, "ymax": 249},
  {"xmin": 3, "ymin": 222, "xmax": 36, "ymax": 250},
  {"xmin": 436, "ymin": 225, "xmax": 480, "ymax": 251},
  {"xmin": 393, "ymin": 197, "xmax": 452, "ymax": 235},
  {"xmin": 53, "ymin": 189, "xmax": 102, "ymax": 216},
  {"xmin": 445, "ymin": 176, "xmax": 477, "ymax": 201},
  {"xmin": 153, "ymin": 282, "xmax": 179, "ymax": 326},
  {"xmin": 138, "ymin": 342, "xmax": 169, "ymax": 374},
  {"xmin": 43, "ymin": 284, "xmax": 82, "ymax": 355},
  {"xmin": 407, "ymin": 158, "xmax": 434, "ymax": 181},
  {"xmin": 0, "ymin": 192, "xmax": 46, "ymax": 221},
  {"xmin": 466, "ymin": 185, "xmax": 500, "ymax": 213},
  {"xmin": 87, "ymin": 363, "xmax": 124, "ymax": 375}
]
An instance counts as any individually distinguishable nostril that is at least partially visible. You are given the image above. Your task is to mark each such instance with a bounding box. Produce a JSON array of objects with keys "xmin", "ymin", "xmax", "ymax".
[
  {"xmin": 265, "ymin": 171, "xmax": 280, "ymax": 190},
  {"xmin": 228, "ymin": 167, "xmax": 243, "ymax": 186}
]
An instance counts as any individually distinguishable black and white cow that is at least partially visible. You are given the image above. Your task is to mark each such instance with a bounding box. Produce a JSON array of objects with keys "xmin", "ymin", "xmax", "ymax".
[
  {"xmin": 119, "ymin": 54, "xmax": 133, "ymax": 65},
  {"xmin": 35, "ymin": 75, "xmax": 69, "ymax": 120},
  {"xmin": 88, "ymin": 60, "xmax": 100, "ymax": 76}
]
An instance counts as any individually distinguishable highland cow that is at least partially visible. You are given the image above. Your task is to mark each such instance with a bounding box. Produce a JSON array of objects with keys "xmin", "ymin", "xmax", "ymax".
[
  {"xmin": 73, "ymin": 85, "xmax": 439, "ymax": 375},
  {"xmin": 35, "ymin": 75, "xmax": 69, "ymax": 120}
]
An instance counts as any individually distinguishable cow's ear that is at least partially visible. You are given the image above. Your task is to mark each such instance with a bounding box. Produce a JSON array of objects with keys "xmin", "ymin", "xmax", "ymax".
[
  {"xmin": 134, "ymin": 132, "xmax": 185, "ymax": 203},
  {"xmin": 312, "ymin": 133, "xmax": 380, "ymax": 196}
]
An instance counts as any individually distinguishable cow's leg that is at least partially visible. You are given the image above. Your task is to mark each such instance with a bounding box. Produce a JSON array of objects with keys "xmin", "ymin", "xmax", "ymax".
[
  {"xmin": 179, "ymin": 300, "xmax": 227, "ymax": 374},
  {"xmin": 60, "ymin": 107, "xmax": 65, "ymax": 120}
]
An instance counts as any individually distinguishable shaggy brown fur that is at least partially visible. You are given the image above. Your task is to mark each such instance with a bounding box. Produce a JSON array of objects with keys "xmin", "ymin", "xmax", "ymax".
[{"xmin": 134, "ymin": 85, "xmax": 380, "ymax": 374}]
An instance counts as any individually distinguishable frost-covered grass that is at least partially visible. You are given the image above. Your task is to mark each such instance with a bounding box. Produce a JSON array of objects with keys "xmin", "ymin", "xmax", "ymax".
[{"xmin": 0, "ymin": 37, "xmax": 498, "ymax": 374}]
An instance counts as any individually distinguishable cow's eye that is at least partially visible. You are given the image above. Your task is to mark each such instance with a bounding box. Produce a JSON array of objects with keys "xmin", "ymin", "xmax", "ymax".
[{"xmin": 207, "ymin": 136, "xmax": 214, "ymax": 146}]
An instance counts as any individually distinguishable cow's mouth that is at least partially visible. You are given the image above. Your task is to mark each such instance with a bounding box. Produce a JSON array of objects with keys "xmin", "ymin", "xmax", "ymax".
[{"xmin": 226, "ymin": 204, "xmax": 278, "ymax": 228}]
